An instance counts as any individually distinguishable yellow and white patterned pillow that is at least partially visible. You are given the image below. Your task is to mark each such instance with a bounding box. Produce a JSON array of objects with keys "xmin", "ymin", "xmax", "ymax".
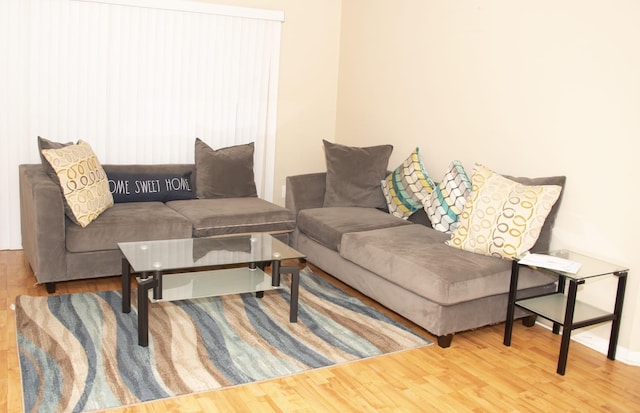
[
  {"xmin": 42, "ymin": 140, "xmax": 113, "ymax": 227},
  {"xmin": 446, "ymin": 164, "xmax": 562, "ymax": 259},
  {"xmin": 381, "ymin": 148, "xmax": 435, "ymax": 219}
]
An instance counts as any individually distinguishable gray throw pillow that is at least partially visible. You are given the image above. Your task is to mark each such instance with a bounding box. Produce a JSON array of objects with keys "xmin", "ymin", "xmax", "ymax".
[
  {"xmin": 38, "ymin": 136, "xmax": 73, "ymax": 182},
  {"xmin": 194, "ymin": 138, "xmax": 258, "ymax": 199},
  {"xmin": 323, "ymin": 139, "xmax": 393, "ymax": 209}
]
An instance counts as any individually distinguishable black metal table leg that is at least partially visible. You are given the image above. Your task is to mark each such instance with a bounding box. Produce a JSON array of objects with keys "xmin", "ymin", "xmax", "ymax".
[
  {"xmin": 608, "ymin": 271, "xmax": 628, "ymax": 360},
  {"xmin": 271, "ymin": 260, "xmax": 281, "ymax": 286},
  {"xmin": 277, "ymin": 265, "xmax": 300, "ymax": 322},
  {"xmin": 249, "ymin": 262, "xmax": 265, "ymax": 297},
  {"xmin": 503, "ymin": 260, "xmax": 520, "ymax": 346},
  {"xmin": 122, "ymin": 258, "xmax": 132, "ymax": 313},
  {"xmin": 557, "ymin": 279, "xmax": 582, "ymax": 375},
  {"xmin": 289, "ymin": 267, "xmax": 299, "ymax": 322},
  {"xmin": 553, "ymin": 274, "xmax": 567, "ymax": 334},
  {"xmin": 138, "ymin": 277, "xmax": 157, "ymax": 347},
  {"xmin": 152, "ymin": 270, "xmax": 163, "ymax": 300}
]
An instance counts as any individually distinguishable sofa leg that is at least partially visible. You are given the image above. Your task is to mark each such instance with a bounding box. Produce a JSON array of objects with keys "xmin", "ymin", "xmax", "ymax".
[
  {"xmin": 45, "ymin": 282, "xmax": 56, "ymax": 294},
  {"xmin": 436, "ymin": 334, "xmax": 453, "ymax": 348},
  {"xmin": 522, "ymin": 314, "xmax": 537, "ymax": 327}
]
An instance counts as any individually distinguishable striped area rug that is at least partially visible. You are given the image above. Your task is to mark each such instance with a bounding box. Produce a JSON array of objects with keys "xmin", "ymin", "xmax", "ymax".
[{"xmin": 15, "ymin": 267, "xmax": 431, "ymax": 412}]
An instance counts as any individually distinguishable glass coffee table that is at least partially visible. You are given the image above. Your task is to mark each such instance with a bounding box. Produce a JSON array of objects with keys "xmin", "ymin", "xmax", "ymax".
[{"xmin": 119, "ymin": 233, "xmax": 305, "ymax": 346}]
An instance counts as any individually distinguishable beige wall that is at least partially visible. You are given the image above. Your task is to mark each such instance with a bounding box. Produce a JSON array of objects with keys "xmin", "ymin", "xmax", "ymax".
[
  {"xmin": 209, "ymin": 0, "xmax": 639, "ymax": 358},
  {"xmin": 206, "ymin": 0, "xmax": 343, "ymax": 202},
  {"xmin": 336, "ymin": 0, "xmax": 640, "ymax": 357}
]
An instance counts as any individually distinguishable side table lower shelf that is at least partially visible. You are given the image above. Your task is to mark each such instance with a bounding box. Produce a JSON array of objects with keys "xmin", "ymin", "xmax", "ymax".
[{"xmin": 516, "ymin": 294, "xmax": 616, "ymax": 328}]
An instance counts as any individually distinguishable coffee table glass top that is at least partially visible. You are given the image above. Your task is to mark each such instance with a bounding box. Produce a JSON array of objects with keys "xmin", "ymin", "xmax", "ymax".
[{"xmin": 118, "ymin": 233, "xmax": 305, "ymax": 273}]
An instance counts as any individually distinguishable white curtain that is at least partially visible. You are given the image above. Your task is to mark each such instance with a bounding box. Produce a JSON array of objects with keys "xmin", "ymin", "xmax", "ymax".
[{"xmin": 0, "ymin": 0, "xmax": 283, "ymax": 249}]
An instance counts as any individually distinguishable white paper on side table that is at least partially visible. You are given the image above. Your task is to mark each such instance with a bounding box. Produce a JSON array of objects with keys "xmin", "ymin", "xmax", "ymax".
[{"xmin": 518, "ymin": 253, "xmax": 582, "ymax": 274}]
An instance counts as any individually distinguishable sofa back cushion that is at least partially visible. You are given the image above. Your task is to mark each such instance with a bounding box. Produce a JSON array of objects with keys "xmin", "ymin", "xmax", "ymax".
[
  {"xmin": 37, "ymin": 136, "xmax": 73, "ymax": 181},
  {"xmin": 194, "ymin": 138, "xmax": 258, "ymax": 199},
  {"xmin": 322, "ymin": 140, "xmax": 393, "ymax": 209}
]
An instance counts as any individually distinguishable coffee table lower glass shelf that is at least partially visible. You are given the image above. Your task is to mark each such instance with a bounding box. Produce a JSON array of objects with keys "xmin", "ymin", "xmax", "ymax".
[
  {"xmin": 119, "ymin": 234, "xmax": 306, "ymax": 346},
  {"xmin": 146, "ymin": 267, "xmax": 279, "ymax": 302}
]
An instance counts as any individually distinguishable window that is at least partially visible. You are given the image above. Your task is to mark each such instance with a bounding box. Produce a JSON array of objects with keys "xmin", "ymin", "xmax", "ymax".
[{"xmin": 0, "ymin": 0, "xmax": 284, "ymax": 248}]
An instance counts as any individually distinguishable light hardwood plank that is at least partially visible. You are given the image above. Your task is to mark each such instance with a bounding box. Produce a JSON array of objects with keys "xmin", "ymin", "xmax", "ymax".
[{"xmin": 1, "ymin": 250, "xmax": 639, "ymax": 412}]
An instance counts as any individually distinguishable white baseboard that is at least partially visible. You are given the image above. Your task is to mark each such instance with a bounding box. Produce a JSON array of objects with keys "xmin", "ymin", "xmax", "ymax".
[
  {"xmin": 536, "ymin": 322, "xmax": 640, "ymax": 366},
  {"xmin": 572, "ymin": 330, "xmax": 640, "ymax": 366}
]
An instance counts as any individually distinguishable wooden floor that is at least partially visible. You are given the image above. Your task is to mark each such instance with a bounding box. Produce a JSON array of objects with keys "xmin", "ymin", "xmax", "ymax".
[{"xmin": 1, "ymin": 250, "xmax": 639, "ymax": 413}]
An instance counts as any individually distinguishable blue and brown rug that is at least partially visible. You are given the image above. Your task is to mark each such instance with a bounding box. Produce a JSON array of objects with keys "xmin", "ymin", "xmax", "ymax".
[{"xmin": 15, "ymin": 267, "xmax": 431, "ymax": 412}]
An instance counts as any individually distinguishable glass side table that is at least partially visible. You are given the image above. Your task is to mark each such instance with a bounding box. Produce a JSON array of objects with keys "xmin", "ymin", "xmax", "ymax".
[{"xmin": 503, "ymin": 250, "xmax": 629, "ymax": 375}]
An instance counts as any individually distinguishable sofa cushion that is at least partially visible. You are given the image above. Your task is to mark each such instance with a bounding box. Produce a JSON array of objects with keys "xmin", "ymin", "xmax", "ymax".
[
  {"xmin": 166, "ymin": 198, "xmax": 295, "ymax": 237},
  {"xmin": 447, "ymin": 164, "xmax": 563, "ymax": 259},
  {"xmin": 323, "ymin": 140, "xmax": 393, "ymax": 209},
  {"xmin": 194, "ymin": 138, "xmax": 258, "ymax": 199},
  {"xmin": 340, "ymin": 225, "xmax": 555, "ymax": 306},
  {"xmin": 297, "ymin": 207, "xmax": 412, "ymax": 252},
  {"xmin": 66, "ymin": 202, "xmax": 193, "ymax": 253},
  {"xmin": 405, "ymin": 208, "xmax": 432, "ymax": 227},
  {"xmin": 381, "ymin": 147, "xmax": 435, "ymax": 219},
  {"xmin": 41, "ymin": 140, "xmax": 114, "ymax": 228}
]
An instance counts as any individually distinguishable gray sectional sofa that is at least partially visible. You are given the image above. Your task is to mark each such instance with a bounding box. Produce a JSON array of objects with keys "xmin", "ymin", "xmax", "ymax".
[
  {"xmin": 19, "ymin": 162, "xmax": 295, "ymax": 293},
  {"xmin": 286, "ymin": 170, "xmax": 565, "ymax": 347}
]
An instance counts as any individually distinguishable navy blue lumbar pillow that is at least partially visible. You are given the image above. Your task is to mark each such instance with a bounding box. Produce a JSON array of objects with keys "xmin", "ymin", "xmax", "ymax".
[{"xmin": 107, "ymin": 171, "xmax": 196, "ymax": 203}]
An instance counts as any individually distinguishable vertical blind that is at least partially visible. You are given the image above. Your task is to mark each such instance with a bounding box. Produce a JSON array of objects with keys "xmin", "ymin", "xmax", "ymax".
[{"xmin": 0, "ymin": 0, "xmax": 284, "ymax": 249}]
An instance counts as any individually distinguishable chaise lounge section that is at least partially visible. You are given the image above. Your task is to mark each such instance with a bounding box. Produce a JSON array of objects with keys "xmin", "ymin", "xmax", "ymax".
[{"xmin": 286, "ymin": 143, "xmax": 565, "ymax": 347}]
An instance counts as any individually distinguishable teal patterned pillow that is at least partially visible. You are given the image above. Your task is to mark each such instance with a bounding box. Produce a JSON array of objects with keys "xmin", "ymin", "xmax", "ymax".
[
  {"xmin": 423, "ymin": 160, "xmax": 472, "ymax": 233},
  {"xmin": 381, "ymin": 148, "xmax": 435, "ymax": 219}
]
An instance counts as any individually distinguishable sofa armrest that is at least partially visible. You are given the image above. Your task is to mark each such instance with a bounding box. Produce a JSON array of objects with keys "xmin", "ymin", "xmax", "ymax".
[
  {"xmin": 19, "ymin": 164, "xmax": 67, "ymax": 283},
  {"xmin": 285, "ymin": 172, "xmax": 327, "ymax": 217}
]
